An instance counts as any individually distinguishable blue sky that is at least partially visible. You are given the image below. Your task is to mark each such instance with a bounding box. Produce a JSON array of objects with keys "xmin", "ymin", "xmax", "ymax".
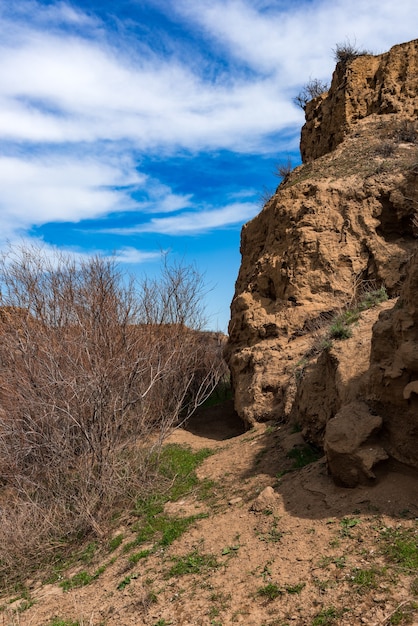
[{"xmin": 1, "ymin": 0, "xmax": 417, "ymax": 331}]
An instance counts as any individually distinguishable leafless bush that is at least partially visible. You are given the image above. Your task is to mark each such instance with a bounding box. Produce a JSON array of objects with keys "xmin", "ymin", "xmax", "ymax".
[
  {"xmin": 333, "ymin": 40, "xmax": 371, "ymax": 65},
  {"xmin": 293, "ymin": 78, "xmax": 329, "ymax": 110},
  {"xmin": 0, "ymin": 246, "xmax": 225, "ymax": 583},
  {"xmin": 258, "ymin": 185, "xmax": 275, "ymax": 208},
  {"xmin": 274, "ymin": 157, "xmax": 293, "ymax": 182}
]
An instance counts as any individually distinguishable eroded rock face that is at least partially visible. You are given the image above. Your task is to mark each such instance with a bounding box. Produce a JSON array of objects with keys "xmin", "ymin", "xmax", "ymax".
[
  {"xmin": 367, "ymin": 251, "xmax": 418, "ymax": 470},
  {"xmin": 226, "ymin": 39, "xmax": 418, "ymax": 485},
  {"xmin": 301, "ymin": 39, "xmax": 418, "ymax": 162}
]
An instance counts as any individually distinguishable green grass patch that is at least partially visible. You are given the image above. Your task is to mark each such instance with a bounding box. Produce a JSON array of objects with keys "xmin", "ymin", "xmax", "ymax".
[
  {"xmin": 349, "ymin": 567, "xmax": 379, "ymax": 591},
  {"xmin": 329, "ymin": 318, "xmax": 353, "ymax": 340},
  {"xmin": 285, "ymin": 582, "xmax": 305, "ymax": 594},
  {"xmin": 59, "ymin": 565, "xmax": 106, "ymax": 592},
  {"xmin": 79, "ymin": 541, "xmax": 97, "ymax": 564},
  {"xmin": 358, "ymin": 286, "xmax": 388, "ymax": 310},
  {"xmin": 125, "ymin": 511, "xmax": 208, "ymax": 555},
  {"xmin": 158, "ymin": 444, "xmax": 214, "ymax": 496},
  {"xmin": 107, "ymin": 534, "xmax": 123, "ymax": 552},
  {"xmin": 200, "ymin": 380, "xmax": 232, "ymax": 408},
  {"xmin": 256, "ymin": 583, "xmax": 283, "ymax": 601},
  {"xmin": 167, "ymin": 550, "xmax": 218, "ymax": 577},
  {"xmin": 319, "ymin": 555, "xmax": 346, "ymax": 569},
  {"xmin": 382, "ymin": 527, "xmax": 418, "ymax": 570},
  {"xmin": 117, "ymin": 573, "xmax": 138, "ymax": 590},
  {"xmin": 129, "ymin": 549, "xmax": 152, "ymax": 564},
  {"xmin": 312, "ymin": 607, "xmax": 339, "ymax": 626},
  {"xmin": 328, "ymin": 287, "xmax": 388, "ymax": 342},
  {"xmin": 388, "ymin": 602, "xmax": 418, "ymax": 625},
  {"xmin": 123, "ymin": 444, "xmax": 214, "ymax": 555},
  {"xmin": 340, "ymin": 517, "xmax": 361, "ymax": 537},
  {"xmin": 328, "ymin": 287, "xmax": 388, "ymax": 339}
]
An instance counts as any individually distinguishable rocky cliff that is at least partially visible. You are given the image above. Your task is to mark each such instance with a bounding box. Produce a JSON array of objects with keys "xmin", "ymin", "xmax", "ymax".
[{"xmin": 226, "ymin": 39, "xmax": 418, "ymax": 486}]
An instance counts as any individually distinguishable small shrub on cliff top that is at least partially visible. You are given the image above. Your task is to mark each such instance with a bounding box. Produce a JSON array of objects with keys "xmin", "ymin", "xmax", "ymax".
[
  {"xmin": 274, "ymin": 157, "xmax": 293, "ymax": 181},
  {"xmin": 293, "ymin": 78, "xmax": 329, "ymax": 109},
  {"xmin": 333, "ymin": 40, "xmax": 371, "ymax": 65}
]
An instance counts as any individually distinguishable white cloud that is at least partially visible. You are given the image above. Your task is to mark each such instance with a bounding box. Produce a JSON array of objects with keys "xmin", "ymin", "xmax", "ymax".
[
  {"xmin": 172, "ymin": 0, "xmax": 418, "ymax": 85},
  {"xmin": 0, "ymin": 154, "xmax": 145, "ymax": 236},
  {"xmin": 133, "ymin": 184, "xmax": 194, "ymax": 214},
  {"xmin": 1, "ymin": 238, "xmax": 161, "ymax": 270},
  {"xmin": 0, "ymin": 7, "xmax": 300, "ymax": 152},
  {"xmin": 111, "ymin": 247, "xmax": 162, "ymax": 264},
  {"xmin": 0, "ymin": 0, "xmax": 97, "ymax": 29},
  {"xmin": 0, "ymin": 151, "xmax": 197, "ymax": 239},
  {"xmin": 102, "ymin": 202, "xmax": 260, "ymax": 236}
]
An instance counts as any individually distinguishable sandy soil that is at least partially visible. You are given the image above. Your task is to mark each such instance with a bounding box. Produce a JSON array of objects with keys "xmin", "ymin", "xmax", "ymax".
[{"xmin": 3, "ymin": 401, "xmax": 418, "ymax": 626}]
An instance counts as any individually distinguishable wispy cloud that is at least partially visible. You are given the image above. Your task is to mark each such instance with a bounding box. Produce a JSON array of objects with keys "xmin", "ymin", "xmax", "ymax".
[
  {"xmin": 132, "ymin": 184, "xmax": 193, "ymax": 214},
  {"xmin": 0, "ymin": 154, "xmax": 144, "ymax": 236},
  {"xmin": 0, "ymin": 151, "xmax": 199, "ymax": 238},
  {"xmin": 172, "ymin": 0, "xmax": 418, "ymax": 83},
  {"xmin": 101, "ymin": 202, "xmax": 259, "ymax": 236},
  {"xmin": 0, "ymin": 1, "xmax": 303, "ymax": 152},
  {"xmin": 107, "ymin": 247, "xmax": 162, "ymax": 264},
  {"xmin": 2, "ymin": 237, "xmax": 162, "ymax": 267}
]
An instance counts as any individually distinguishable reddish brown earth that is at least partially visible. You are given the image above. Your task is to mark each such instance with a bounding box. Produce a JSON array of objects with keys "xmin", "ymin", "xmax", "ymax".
[{"xmin": 3, "ymin": 402, "xmax": 417, "ymax": 626}]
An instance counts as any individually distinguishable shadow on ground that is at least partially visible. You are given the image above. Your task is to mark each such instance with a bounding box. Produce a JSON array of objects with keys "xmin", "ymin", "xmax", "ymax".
[
  {"xmin": 240, "ymin": 427, "xmax": 418, "ymax": 522},
  {"xmin": 182, "ymin": 400, "xmax": 418, "ymax": 522},
  {"xmin": 185, "ymin": 399, "xmax": 246, "ymax": 441}
]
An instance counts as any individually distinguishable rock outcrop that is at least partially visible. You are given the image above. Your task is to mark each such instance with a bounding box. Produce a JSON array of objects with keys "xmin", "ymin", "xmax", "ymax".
[
  {"xmin": 367, "ymin": 250, "xmax": 418, "ymax": 470},
  {"xmin": 226, "ymin": 39, "xmax": 418, "ymax": 486},
  {"xmin": 301, "ymin": 39, "xmax": 418, "ymax": 162}
]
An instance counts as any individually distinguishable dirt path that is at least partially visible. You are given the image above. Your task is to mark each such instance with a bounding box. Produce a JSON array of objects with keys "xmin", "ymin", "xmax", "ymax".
[{"xmin": 3, "ymin": 401, "xmax": 418, "ymax": 626}]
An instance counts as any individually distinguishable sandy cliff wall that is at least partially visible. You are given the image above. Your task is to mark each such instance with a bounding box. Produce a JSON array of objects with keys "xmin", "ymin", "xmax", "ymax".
[
  {"xmin": 301, "ymin": 39, "xmax": 418, "ymax": 162},
  {"xmin": 226, "ymin": 39, "xmax": 418, "ymax": 485}
]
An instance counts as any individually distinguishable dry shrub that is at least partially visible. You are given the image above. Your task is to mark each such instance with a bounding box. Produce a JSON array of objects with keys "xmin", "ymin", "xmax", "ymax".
[
  {"xmin": 274, "ymin": 157, "xmax": 293, "ymax": 183},
  {"xmin": 333, "ymin": 40, "xmax": 371, "ymax": 65},
  {"xmin": 0, "ymin": 246, "xmax": 225, "ymax": 585},
  {"xmin": 293, "ymin": 78, "xmax": 329, "ymax": 110}
]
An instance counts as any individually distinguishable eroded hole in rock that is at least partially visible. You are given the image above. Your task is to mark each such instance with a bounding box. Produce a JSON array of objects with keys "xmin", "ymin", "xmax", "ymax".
[
  {"xmin": 376, "ymin": 193, "xmax": 415, "ymax": 241},
  {"xmin": 184, "ymin": 399, "xmax": 246, "ymax": 441}
]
